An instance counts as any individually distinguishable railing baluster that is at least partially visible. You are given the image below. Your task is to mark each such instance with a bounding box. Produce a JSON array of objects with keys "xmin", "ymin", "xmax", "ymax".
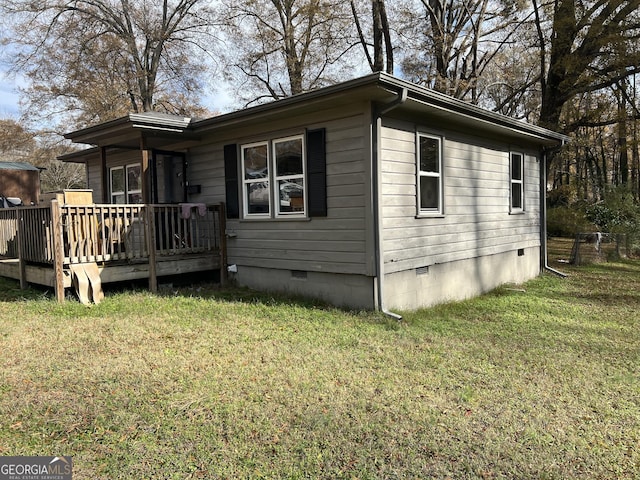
[{"xmin": 2, "ymin": 202, "xmax": 222, "ymax": 269}]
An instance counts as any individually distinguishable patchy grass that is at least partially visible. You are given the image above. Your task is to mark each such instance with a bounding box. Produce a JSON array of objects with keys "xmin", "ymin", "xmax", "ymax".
[{"xmin": 0, "ymin": 240, "xmax": 639, "ymax": 479}]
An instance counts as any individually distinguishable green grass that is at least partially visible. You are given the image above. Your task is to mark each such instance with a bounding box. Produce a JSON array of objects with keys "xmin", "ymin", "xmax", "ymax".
[{"xmin": 1, "ymin": 239, "xmax": 639, "ymax": 479}]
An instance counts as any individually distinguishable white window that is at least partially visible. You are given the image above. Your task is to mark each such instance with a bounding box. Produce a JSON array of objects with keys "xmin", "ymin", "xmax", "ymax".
[
  {"xmin": 110, "ymin": 164, "xmax": 142, "ymax": 204},
  {"xmin": 110, "ymin": 166, "xmax": 125, "ymax": 204},
  {"xmin": 417, "ymin": 133, "xmax": 443, "ymax": 215},
  {"xmin": 510, "ymin": 152, "xmax": 524, "ymax": 212},
  {"xmin": 241, "ymin": 136, "xmax": 306, "ymax": 218},
  {"xmin": 242, "ymin": 142, "xmax": 270, "ymax": 216},
  {"xmin": 273, "ymin": 136, "xmax": 305, "ymax": 216},
  {"xmin": 126, "ymin": 164, "xmax": 142, "ymax": 203}
]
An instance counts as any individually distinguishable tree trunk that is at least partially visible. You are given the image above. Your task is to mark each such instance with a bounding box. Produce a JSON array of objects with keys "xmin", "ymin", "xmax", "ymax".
[
  {"xmin": 427, "ymin": 0, "xmax": 447, "ymax": 94},
  {"xmin": 538, "ymin": 0, "xmax": 576, "ymax": 131},
  {"xmin": 617, "ymin": 100, "xmax": 629, "ymax": 185},
  {"xmin": 372, "ymin": 0, "xmax": 384, "ymax": 72}
]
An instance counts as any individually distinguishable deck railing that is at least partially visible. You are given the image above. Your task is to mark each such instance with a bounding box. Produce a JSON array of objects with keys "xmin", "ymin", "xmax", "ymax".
[
  {"xmin": 62, "ymin": 203, "xmax": 222, "ymax": 264},
  {"xmin": 0, "ymin": 202, "xmax": 226, "ymax": 299},
  {"xmin": 0, "ymin": 206, "xmax": 54, "ymax": 263},
  {"xmin": 0, "ymin": 208, "xmax": 20, "ymax": 259},
  {"xmin": 0, "ymin": 203, "xmax": 223, "ymax": 265}
]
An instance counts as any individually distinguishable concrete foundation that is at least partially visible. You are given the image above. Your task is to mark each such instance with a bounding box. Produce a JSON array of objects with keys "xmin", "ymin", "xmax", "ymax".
[
  {"xmin": 384, "ymin": 247, "xmax": 541, "ymax": 311},
  {"xmin": 231, "ymin": 265, "xmax": 376, "ymax": 310},
  {"xmin": 230, "ymin": 247, "xmax": 540, "ymax": 312}
]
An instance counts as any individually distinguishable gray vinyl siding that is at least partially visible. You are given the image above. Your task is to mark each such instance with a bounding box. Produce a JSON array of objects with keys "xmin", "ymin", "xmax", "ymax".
[
  {"xmin": 380, "ymin": 118, "xmax": 541, "ymax": 274},
  {"xmin": 84, "ymin": 150, "xmax": 142, "ymax": 203},
  {"xmin": 85, "ymin": 158, "xmax": 102, "ymax": 200},
  {"xmin": 186, "ymin": 107, "xmax": 374, "ymax": 276}
]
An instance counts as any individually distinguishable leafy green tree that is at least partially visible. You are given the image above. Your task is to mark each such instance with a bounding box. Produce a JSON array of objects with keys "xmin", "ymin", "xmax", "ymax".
[{"xmin": 585, "ymin": 186, "xmax": 640, "ymax": 236}]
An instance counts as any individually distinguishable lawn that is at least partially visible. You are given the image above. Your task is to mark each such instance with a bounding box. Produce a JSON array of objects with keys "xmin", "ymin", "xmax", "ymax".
[{"xmin": 0, "ymin": 238, "xmax": 639, "ymax": 479}]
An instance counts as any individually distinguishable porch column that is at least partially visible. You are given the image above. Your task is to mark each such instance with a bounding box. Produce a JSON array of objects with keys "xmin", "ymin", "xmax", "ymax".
[
  {"xmin": 101, "ymin": 146, "xmax": 109, "ymax": 203},
  {"xmin": 140, "ymin": 136, "xmax": 152, "ymax": 204}
]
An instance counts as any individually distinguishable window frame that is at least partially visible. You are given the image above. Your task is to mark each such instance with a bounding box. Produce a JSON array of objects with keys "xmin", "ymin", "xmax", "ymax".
[
  {"xmin": 109, "ymin": 166, "xmax": 125, "ymax": 204},
  {"xmin": 240, "ymin": 135, "xmax": 307, "ymax": 220},
  {"xmin": 109, "ymin": 163, "xmax": 143, "ymax": 204},
  {"xmin": 510, "ymin": 151, "xmax": 524, "ymax": 213},
  {"xmin": 273, "ymin": 135, "xmax": 306, "ymax": 218},
  {"xmin": 241, "ymin": 141, "xmax": 271, "ymax": 218},
  {"xmin": 126, "ymin": 163, "xmax": 142, "ymax": 204},
  {"xmin": 416, "ymin": 132, "xmax": 444, "ymax": 216}
]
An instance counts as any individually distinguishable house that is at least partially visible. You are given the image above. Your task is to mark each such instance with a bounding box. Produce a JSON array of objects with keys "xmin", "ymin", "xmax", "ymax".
[
  {"xmin": 59, "ymin": 73, "xmax": 568, "ymax": 312},
  {"xmin": 0, "ymin": 161, "xmax": 40, "ymax": 205}
]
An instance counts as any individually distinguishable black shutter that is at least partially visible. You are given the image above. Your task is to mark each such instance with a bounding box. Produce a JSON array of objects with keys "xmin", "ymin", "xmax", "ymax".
[
  {"xmin": 306, "ymin": 128, "xmax": 327, "ymax": 217},
  {"xmin": 224, "ymin": 144, "xmax": 240, "ymax": 219}
]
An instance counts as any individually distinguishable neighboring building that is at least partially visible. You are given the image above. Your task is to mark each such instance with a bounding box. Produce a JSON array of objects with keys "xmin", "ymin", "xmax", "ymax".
[
  {"xmin": 0, "ymin": 162, "xmax": 41, "ymax": 205},
  {"xmin": 59, "ymin": 73, "xmax": 568, "ymax": 312}
]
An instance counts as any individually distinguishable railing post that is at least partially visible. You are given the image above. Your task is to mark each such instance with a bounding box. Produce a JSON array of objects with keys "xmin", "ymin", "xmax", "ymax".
[
  {"xmin": 146, "ymin": 205, "xmax": 158, "ymax": 293},
  {"xmin": 51, "ymin": 200, "xmax": 66, "ymax": 302},
  {"xmin": 15, "ymin": 209, "xmax": 27, "ymax": 289}
]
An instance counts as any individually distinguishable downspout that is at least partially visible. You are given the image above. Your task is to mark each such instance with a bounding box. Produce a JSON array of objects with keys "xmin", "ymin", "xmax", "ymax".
[
  {"xmin": 541, "ymin": 146, "xmax": 568, "ymax": 278},
  {"xmin": 372, "ymin": 88, "xmax": 408, "ymax": 320}
]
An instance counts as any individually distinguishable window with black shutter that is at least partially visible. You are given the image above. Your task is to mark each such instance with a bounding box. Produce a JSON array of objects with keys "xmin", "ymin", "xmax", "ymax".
[{"xmin": 225, "ymin": 128, "xmax": 326, "ymax": 220}]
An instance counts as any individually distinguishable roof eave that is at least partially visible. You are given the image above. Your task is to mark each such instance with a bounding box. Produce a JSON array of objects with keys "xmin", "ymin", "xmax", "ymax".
[
  {"xmin": 376, "ymin": 73, "xmax": 569, "ymax": 146},
  {"xmin": 64, "ymin": 112, "xmax": 193, "ymax": 146}
]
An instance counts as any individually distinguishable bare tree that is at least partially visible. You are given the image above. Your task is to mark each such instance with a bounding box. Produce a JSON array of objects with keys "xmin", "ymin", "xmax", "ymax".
[
  {"xmin": 0, "ymin": 0, "xmax": 218, "ymax": 129},
  {"xmin": 399, "ymin": 0, "xmax": 524, "ymax": 102},
  {"xmin": 220, "ymin": 0, "xmax": 358, "ymax": 106},
  {"xmin": 350, "ymin": 0, "xmax": 394, "ymax": 74},
  {"xmin": 0, "ymin": 119, "xmax": 35, "ymax": 159},
  {"xmin": 0, "ymin": 119, "xmax": 85, "ymax": 191},
  {"xmin": 533, "ymin": 0, "xmax": 640, "ymax": 131}
]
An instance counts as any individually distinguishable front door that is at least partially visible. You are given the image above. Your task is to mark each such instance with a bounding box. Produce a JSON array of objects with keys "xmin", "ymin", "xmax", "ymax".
[{"xmin": 153, "ymin": 151, "xmax": 186, "ymax": 203}]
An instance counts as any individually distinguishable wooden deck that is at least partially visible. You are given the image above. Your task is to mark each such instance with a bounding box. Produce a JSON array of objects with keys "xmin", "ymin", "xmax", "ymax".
[{"xmin": 0, "ymin": 201, "xmax": 226, "ymax": 301}]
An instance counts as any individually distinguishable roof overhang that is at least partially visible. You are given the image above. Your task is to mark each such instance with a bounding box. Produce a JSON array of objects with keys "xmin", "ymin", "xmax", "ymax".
[
  {"xmin": 57, "ymin": 147, "xmax": 99, "ymax": 164},
  {"xmin": 376, "ymin": 75, "xmax": 569, "ymax": 147},
  {"xmin": 62, "ymin": 73, "xmax": 568, "ymax": 154},
  {"xmin": 191, "ymin": 72, "xmax": 568, "ymax": 148},
  {"xmin": 63, "ymin": 112, "xmax": 198, "ymax": 150}
]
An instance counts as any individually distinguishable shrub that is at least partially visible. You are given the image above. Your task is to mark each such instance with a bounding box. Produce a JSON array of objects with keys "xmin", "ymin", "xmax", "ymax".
[
  {"xmin": 585, "ymin": 186, "xmax": 640, "ymax": 235},
  {"xmin": 546, "ymin": 206, "xmax": 595, "ymax": 237}
]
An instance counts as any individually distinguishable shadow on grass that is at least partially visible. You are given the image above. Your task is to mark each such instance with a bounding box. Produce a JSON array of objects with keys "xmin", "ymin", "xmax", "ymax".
[{"xmin": 0, "ymin": 277, "xmax": 50, "ymax": 302}]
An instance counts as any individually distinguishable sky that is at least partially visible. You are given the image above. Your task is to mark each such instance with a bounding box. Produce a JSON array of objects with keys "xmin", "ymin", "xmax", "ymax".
[
  {"xmin": 0, "ymin": 72, "xmax": 22, "ymax": 118},
  {"xmin": 0, "ymin": 69, "xmax": 237, "ymax": 124}
]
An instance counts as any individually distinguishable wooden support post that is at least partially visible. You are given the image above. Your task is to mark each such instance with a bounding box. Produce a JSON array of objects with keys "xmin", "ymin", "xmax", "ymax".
[
  {"xmin": 146, "ymin": 205, "xmax": 158, "ymax": 293},
  {"xmin": 15, "ymin": 210, "xmax": 27, "ymax": 289},
  {"xmin": 51, "ymin": 200, "xmax": 66, "ymax": 302},
  {"xmin": 140, "ymin": 136, "xmax": 152, "ymax": 205},
  {"xmin": 101, "ymin": 146, "xmax": 109, "ymax": 203}
]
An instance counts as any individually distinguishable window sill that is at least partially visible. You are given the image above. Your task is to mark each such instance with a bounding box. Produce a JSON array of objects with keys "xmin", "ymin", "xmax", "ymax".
[
  {"xmin": 240, "ymin": 216, "xmax": 311, "ymax": 223},
  {"xmin": 509, "ymin": 210, "xmax": 525, "ymax": 215},
  {"xmin": 415, "ymin": 213, "xmax": 445, "ymax": 219}
]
